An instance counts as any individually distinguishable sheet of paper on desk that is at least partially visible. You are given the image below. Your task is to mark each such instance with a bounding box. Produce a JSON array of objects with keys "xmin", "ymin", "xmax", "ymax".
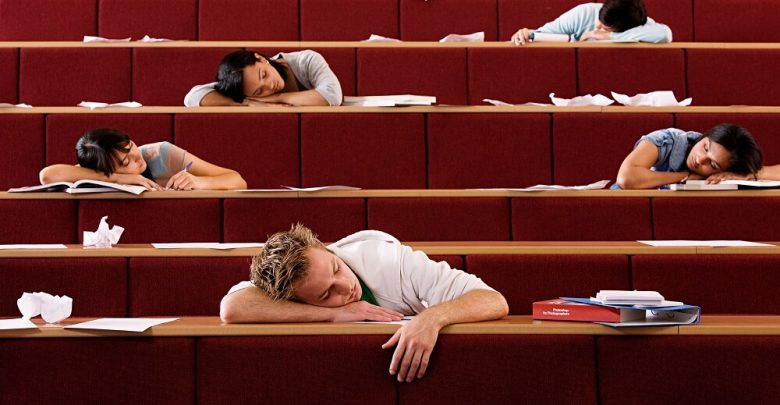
[
  {"xmin": 476, "ymin": 179, "xmax": 609, "ymax": 191},
  {"xmin": 638, "ymin": 240, "xmax": 775, "ymax": 247},
  {"xmin": 284, "ymin": 185, "xmax": 362, "ymax": 192},
  {"xmin": 65, "ymin": 318, "xmax": 178, "ymax": 332},
  {"xmin": 355, "ymin": 316, "xmax": 414, "ymax": 325},
  {"xmin": 0, "ymin": 244, "xmax": 67, "ymax": 249},
  {"xmin": 152, "ymin": 243, "xmax": 264, "ymax": 250},
  {"xmin": 0, "ymin": 318, "xmax": 38, "ymax": 330}
]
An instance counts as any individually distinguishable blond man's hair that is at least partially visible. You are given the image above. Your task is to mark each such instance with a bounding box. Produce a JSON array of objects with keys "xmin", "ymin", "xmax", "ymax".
[{"xmin": 250, "ymin": 223, "xmax": 326, "ymax": 301}]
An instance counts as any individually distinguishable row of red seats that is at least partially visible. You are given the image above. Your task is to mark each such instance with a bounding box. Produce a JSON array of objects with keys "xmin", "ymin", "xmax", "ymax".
[
  {"xmin": 4, "ymin": 112, "xmax": 780, "ymax": 190},
  {"xmin": 2, "ymin": 47, "xmax": 779, "ymax": 106},
  {"xmin": 3, "ymin": 196, "xmax": 779, "ymax": 243},
  {"xmin": 2, "ymin": 254, "xmax": 778, "ymax": 317},
  {"xmin": 0, "ymin": 0, "xmax": 772, "ymax": 42}
]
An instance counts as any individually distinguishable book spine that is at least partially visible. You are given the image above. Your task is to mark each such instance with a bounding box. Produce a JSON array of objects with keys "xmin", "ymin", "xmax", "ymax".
[{"xmin": 532, "ymin": 301, "xmax": 621, "ymax": 322}]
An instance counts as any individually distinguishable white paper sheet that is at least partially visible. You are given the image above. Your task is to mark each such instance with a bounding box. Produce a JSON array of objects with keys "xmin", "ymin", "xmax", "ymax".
[
  {"xmin": 363, "ymin": 34, "xmax": 401, "ymax": 42},
  {"xmin": 83, "ymin": 216, "xmax": 124, "ymax": 248},
  {"xmin": 140, "ymin": 35, "xmax": 172, "ymax": 42},
  {"xmin": 550, "ymin": 92, "xmax": 614, "ymax": 107},
  {"xmin": 65, "ymin": 317, "xmax": 178, "ymax": 332},
  {"xmin": 477, "ymin": 179, "xmax": 610, "ymax": 192},
  {"xmin": 612, "ymin": 91, "xmax": 692, "ymax": 107},
  {"xmin": 234, "ymin": 188, "xmax": 298, "ymax": 192},
  {"xmin": 0, "ymin": 244, "xmax": 67, "ymax": 249},
  {"xmin": 638, "ymin": 240, "xmax": 775, "ymax": 247},
  {"xmin": 152, "ymin": 242, "xmax": 264, "ymax": 250},
  {"xmin": 0, "ymin": 103, "xmax": 32, "ymax": 108},
  {"xmin": 83, "ymin": 36, "xmax": 131, "ymax": 43},
  {"xmin": 482, "ymin": 98, "xmax": 515, "ymax": 106},
  {"xmin": 439, "ymin": 31, "xmax": 484, "ymax": 43},
  {"xmin": 78, "ymin": 101, "xmax": 143, "ymax": 109},
  {"xmin": 284, "ymin": 185, "xmax": 362, "ymax": 192},
  {"xmin": 355, "ymin": 316, "xmax": 414, "ymax": 325},
  {"xmin": 0, "ymin": 318, "xmax": 37, "ymax": 330}
]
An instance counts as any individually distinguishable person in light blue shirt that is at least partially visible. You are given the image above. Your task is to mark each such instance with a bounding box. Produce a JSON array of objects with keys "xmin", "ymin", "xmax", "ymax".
[{"xmin": 511, "ymin": 0, "xmax": 672, "ymax": 45}]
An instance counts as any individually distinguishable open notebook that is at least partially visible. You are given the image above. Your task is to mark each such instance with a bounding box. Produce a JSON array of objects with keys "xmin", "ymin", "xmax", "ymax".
[
  {"xmin": 9, "ymin": 180, "xmax": 147, "ymax": 195},
  {"xmin": 670, "ymin": 179, "xmax": 780, "ymax": 191}
]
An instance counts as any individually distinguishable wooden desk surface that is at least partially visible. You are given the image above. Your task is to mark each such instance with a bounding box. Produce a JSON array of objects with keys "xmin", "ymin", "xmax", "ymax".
[{"xmin": 2, "ymin": 316, "xmax": 778, "ymax": 339}]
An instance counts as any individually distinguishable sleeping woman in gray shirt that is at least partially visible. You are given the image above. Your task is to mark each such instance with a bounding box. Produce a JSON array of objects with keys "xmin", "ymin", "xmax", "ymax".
[{"xmin": 184, "ymin": 50, "xmax": 343, "ymax": 107}]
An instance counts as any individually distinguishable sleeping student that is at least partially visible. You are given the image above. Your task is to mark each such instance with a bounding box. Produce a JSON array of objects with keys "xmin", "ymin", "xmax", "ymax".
[
  {"xmin": 39, "ymin": 128, "xmax": 247, "ymax": 191},
  {"xmin": 184, "ymin": 50, "xmax": 342, "ymax": 107},
  {"xmin": 511, "ymin": 0, "xmax": 672, "ymax": 45},
  {"xmin": 615, "ymin": 124, "xmax": 763, "ymax": 189}
]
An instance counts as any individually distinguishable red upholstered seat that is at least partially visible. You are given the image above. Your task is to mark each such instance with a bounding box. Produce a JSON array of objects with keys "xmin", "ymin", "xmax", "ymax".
[
  {"xmin": 45, "ymin": 114, "xmax": 172, "ymax": 165},
  {"xmin": 198, "ymin": 336, "xmax": 396, "ymax": 404},
  {"xmin": 0, "ymin": 115, "xmax": 43, "ymax": 189},
  {"xmin": 199, "ymin": 0, "xmax": 298, "ymax": 40},
  {"xmin": 301, "ymin": 0, "xmax": 397, "ymax": 40},
  {"xmin": 0, "ymin": 0, "xmax": 96, "ymax": 40},
  {"xmin": 175, "ymin": 114, "xmax": 299, "ymax": 189},
  {"xmin": 676, "ymin": 113, "xmax": 780, "ymax": 163},
  {"xmin": 0, "ymin": 258, "xmax": 127, "ymax": 317},
  {"xmin": 599, "ymin": 336, "xmax": 780, "ymax": 404},
  {"xmin": 632, "ymin": 255, "xmax": 780, "ymax": 314},
  {"xmin": 98, "ymin": 0, "xmax": 197, "ymax": 40},
  {"xmin": 301, "ymin": 114, "xmax": 426, "ymax": 188},
  {"xmin": 0, "ymin": 338, "xmax": 194, "ymax": 404},
  {"xmin": 427, "ymin": 113, "xmax": 551, "ymax": 188},
  {"xmin": 0, "ymin": 48, "xmax": 17, "ymax": 103},
  {"xmin": 78, "ymin": 200, "xmax": 221, "ymax": 243},
  {"xmin": 653, "ymin": 197, "xmax": 780, "ymax": 240},
  {"xmin": 368, "ymin": 198, "xmax": 510, "ymax": 241},
  {"xmin": 695, "ymin": 0, "xmax": 780, "ymax": 42},
  {"xmin": 357, "ymin": 48, "xmax": 467, "ymax": 105},
  {"xmin": 578, "ymin": 48, "xmax": 685, "ymax": 97},
  {"xmin": 19, "ymin": 49, "xmax": 131, "ymax": 106},
  {"xmin": 687, "ymin": 49, "xmax": 780, "ymax": 105},
  {"xmin": 0, "ymin": 200, "xmax": 77, "ymax": 243},
  {"xmin": 467, "ymin": 255, "xmax": 629, "ymax": 314},
  {"xmin": 223, "ymin": 198, "xmax": 366, "ymax": 243},
  {"xmin": 512, "ymin": 197, "xmax": 652, "ymax": 240},
  {"xmin": 644, "ymin": 0, "xmax": 693, "ymax": 42},
  {"xmin": 400, "ymin": 0, "xmax": 498, "ymax": 41},
  {"xmin": 428, "ymin": 255, "xmax": 464, "ymax": 271},
  {"xmin": 497, "ymin": 0, "xmax": 586, "ymax": 41},
  {"xmin": 400, "ymin": 335, "xmax": 597, "ymax": 404},
  {"xmin": 133, "ymin": 47, "xmax": 238, "ymax": 106},
  {"xmin": 129, "ymin": 257, "xmax": 250, "ymax": 316},
  {"xmin": 552, "ymin": 113, "xmax": 674, "ymax": 185},
  {"xmin": 468, "ymin": 48, "xmax": 576, "ymax": 105}
]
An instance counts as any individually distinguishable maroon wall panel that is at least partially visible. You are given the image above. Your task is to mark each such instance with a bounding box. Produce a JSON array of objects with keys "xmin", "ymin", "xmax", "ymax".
[
  {"xmin": 0, "ymin": 48, "xmax": 17, "ymax": 103},
  {"xmin": 0, "ymin": 258, "xmax": 126, "ymax": 317},
  {"xmin": 497, "ymin": 0, "xmax": 586, "ymax": 41},
  {"xmin": 78, "ymin": 199, "xmax": 221, "ymax": 243},
  {"xmin": 133, "ymin": 48, "xmax": 237, "ymax": 106},
  {"xmin": 0, "ymin": 115, "xmax": 43, "ymax": 189},
  {"xmin": 20, "ymin": 48, "xmax": 130, "ymax": 106},
  {"xmin": 175, "ymin": 114, "xmax": 299, "ymax": 189},
  {"xmin": 223, "ymin": 198, "xmax": 366, "ymax": 243},
  {"xmin": 400, "ymin": 335, "xmax": 596, "ymax": 404},
  {"xmin": 428, "ymin": 113, "xmax": 551, "ymax": 188},
  {"xmin": 45, "ymin": 114, "xmax": 172, "ymax": 165},
  {"xmin": 301, "ymin": 0, "xmax": 397, "ymax": 40},
  {"xmin": 400, "ymin": 0, "xmax": 497, "ymax": 41},
  {"xmin": 198, "ymin": 336, "xmax": 396, "ymax": 404},
  {"xmin": 0, "ymin": 0, "xmax": 96, "ymax": 40},
  {"xmin": 513, "ymin": 197, "xmax": 652, "ymax": 240},
  {"xmin": 687, "ymin": 50, "xmax": 780, "ymax": 106},
  {"xmin": 99, "ymin": 0, "xmax": 196, "ymax": 40},
  {"xmin": 358, "ymin": 48, "xmax": 467, "ymax": 105},
  {"xmin": 553, "ymin": 113, "xmax": 673, "ymax": 185},
  {"xmin": 695, "ymin": 0, "xmax": 780, "ymax": 42},
  {"xmin": 0, "ymin": 338, "xmax": 194, "ymax": 404},
  {"xmin": 199, "ymin": 0, "xmax": 298, "ymax": 40},
  {"xmin": 675, "ymin": 114, "xmax": 780, "ymax": 164},
  {"xmin": 578, "ymin": 48, "xmax": 685, "ymax": 97},
  {"xmin": 632, "ymin": 255, "xmax": 780, "ymax": 314},
  {"xmin": 599, "ymin": 336, "xmax": 780, "ymax": 405},
  {"xmin": 368, "ymin": 198, "xmax": 510, "ymax": 241},
  {"xmin": 467, "ymin": 255, "xmax": 629, "ymax": 314},
  {"xmin": 0, "ymin": 200, "xmax": 76, "ymax": 243},
  {"xmin": 301, "ymin": 114, "xmax": 425, "ymax": 188},
  {"xmin": 653, "ymin": 197, "xmax": 780, "ymax": 240},
  {"xmin": 644, "ymin": 0, "xmax": 693, "ymax": 42},
  {"xmin": 469, "ymin": 48, "xmax": 576, "ymax": 105},
  {"xmin": 130, "ymin": 257, "xmax": 250, "ymax": 316}
]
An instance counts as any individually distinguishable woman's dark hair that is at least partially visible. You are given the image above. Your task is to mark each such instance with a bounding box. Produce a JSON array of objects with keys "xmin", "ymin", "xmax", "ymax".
[
  {"xmin": 75, "ymin": 128, "xmax": 132, "ymax": 176},
  {"xmin": 215, "ymin": 50, "xmax": 288, "ymax": 103},
  {"xmin": 599, "ymin": 0, "xmax": 648, "ymax": 33},
  {"xmin": 695, "ymin": 124, "xmax": 764, "ymax": 175}
]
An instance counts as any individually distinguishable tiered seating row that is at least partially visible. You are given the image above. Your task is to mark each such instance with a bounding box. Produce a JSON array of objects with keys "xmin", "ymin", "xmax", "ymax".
[
  {"xmin": 3, "ymin": 0, "xmax": 778, "ymax": 42},
  {"xmin": 5, "ymin": 111, "xmax": 780, "ymax": 191},
  {"xmin": 1, "ymin": 46, "xmax": 780, "ymax": 106}
]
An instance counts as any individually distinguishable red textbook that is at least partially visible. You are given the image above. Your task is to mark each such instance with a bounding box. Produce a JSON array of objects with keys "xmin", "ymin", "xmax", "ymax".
[{"xmin": 532, "ymin": 299, "xmax": 645, "ymax": 323}]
